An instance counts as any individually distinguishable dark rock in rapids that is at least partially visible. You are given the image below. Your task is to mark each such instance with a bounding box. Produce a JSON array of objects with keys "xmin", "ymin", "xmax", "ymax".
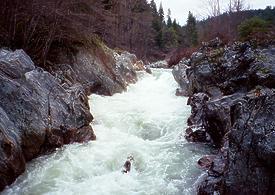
[
  {"xmin": 0, "ymin": 49, "xmax": 96, "ymax": 191},
  {"xmin": 172, "ymin": 38, "xmax": 275, "ymax": 194}
]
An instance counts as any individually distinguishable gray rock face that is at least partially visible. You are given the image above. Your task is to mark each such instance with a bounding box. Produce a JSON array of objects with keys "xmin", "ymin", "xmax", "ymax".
[
  {"xmin": 174, "ymin": 41, "xmax": 275, "ymax": 98},
  {"xmin": 172, "ymin": 61, "xmax": 192, "ymax": 96},
  {"xmin": 0, "ymin": 49, "xmax": 96, "ymax": 190},
  {"xmin": 173, "ymin": 39, "xmax": 275, "ymax": 194},
  {"xmin": 185, "ymin": 93, "xmax": 210, "ymax": 143},
  {"xmin": 0, "ymin": 44, "xmax": 143, "ymax": 191},
  {"xmin": 50, "ymin": 47, "xmax": 140, "ymax": 96},
  {"xmin": 226, "ymin": 89, "xmax": 275, "ymax": 194},
  {"xmin": 198, "ymin": 89, "xmax": 275, "ymax": 194}
]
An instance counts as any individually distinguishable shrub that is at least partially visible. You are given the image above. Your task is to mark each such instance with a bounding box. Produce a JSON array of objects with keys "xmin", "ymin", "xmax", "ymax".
[
  {"xmin": 238, "ymin": 17, "xmax": 268, "ymax": 40},
  {"xmin": 167, "ymin": 47, "xmax": 198, "ymax": 67}
]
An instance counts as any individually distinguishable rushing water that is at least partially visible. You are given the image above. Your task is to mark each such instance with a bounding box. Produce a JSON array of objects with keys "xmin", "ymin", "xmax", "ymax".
[{"xmin": 3, "ymin": 69, "xmax": 207, "ymax": 195}]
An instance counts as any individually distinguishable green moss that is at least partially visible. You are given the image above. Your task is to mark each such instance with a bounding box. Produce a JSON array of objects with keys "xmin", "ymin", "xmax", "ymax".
[
  {"xmin": 256, "ymin": 53, "xmax": 268, "ymax": 62},
  {"xmin": 209, "ymin": 48, "xmax": 224, "ymax": 58},
  {"xmin": 259, "ymin": 67, "xmax": 270, "ymax": 74}
]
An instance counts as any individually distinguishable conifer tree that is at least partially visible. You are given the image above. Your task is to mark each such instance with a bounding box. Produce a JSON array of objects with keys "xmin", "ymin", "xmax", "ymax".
[
  {"xmin": 186, "ymin": 11, "xmax": 198, "ymax": 46},
  {"xmin": 150, "ymin": 0, "xmax": 157, "ymax": 16},
  {"xmin": 172, "ymin": 19, "xmax": 178, "ymax": 29},
  {"xmin": 158, "ymin": 3, "xmax": 164, "ymax": 23},
  {"xmin": 167, "ymin": 9, "xmax": 172, "ymax": 28}
]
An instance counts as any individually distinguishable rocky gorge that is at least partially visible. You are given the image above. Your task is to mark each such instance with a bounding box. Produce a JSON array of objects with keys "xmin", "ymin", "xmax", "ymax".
[
  {"xmin": 0, "ymin": 0, "xmax": 274, "ymax": 194},
  {"xmin": 0, "ymin": 42, "xmax": 145, "ymax": 191},
  {"xmin": 173, "ymin": 38, "xmax": 275, "ymax": 194}
]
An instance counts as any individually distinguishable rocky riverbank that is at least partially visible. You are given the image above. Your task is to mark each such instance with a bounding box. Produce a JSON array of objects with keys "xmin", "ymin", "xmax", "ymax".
[
  {"xmin": 0, "ymin": 44, "xmax": 144, "ymax": 191},
  {"xmin": 173, "ymin": 38, "xmax": 275, "ymax": 194}
]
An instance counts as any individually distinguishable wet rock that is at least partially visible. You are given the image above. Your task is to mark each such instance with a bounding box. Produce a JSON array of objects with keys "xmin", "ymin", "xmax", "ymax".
[
  {"xmin": 175, "ymin": 88, "xmax": 185, "ymax": 96},
  {"xmin": 198, "ymin": 155, "xmax": 216, "ymax": 171},
  {"xmin": 197, "ymin": 174, "xmax": 225, "ymax": 195},
  {"xmin": 172, "ymin": 39, "xmax": 275, "ymax": 194},
  {"xmin": 185, "ymin": 93, "xmax": 211, "ymax": 143},
  {"xmin": 187, "ymin": 93, "xmax": 209, "ymax": 127},
  {"xmin": 145, "ymin": 66, "xmax": 152, "ymax": 74},
  {"xmin": 0, "ymin": 49, "xmax": 95, "ymax": 191},
  {"xmin": 225, "ymin": 89, "xmax": 275, "ymax": 194},
  {"xmin": 149, "ymin": 60, "xmax": 169, "ymax": 69},
  {"xmin": 186, "ymin": 128, "xmax": 210, "ymax": 143},
  {"xmin": 172, "ymin": 61, "xmax": 191, "ymax": 96},
  {"xmin": 198, "ymin": 140, "xmax": 229, "ymax": 194},
  {"xmin": 172, "ymin": 41, "xmax": 271, "ymax": 99},
  {"xmin": 118, "ymin": 52, "xmax": 145, "ymax": 71},
  {"xmin": 204, "ymin": 93, "xmax": 246, "ymax": 146},
  {"xmin": 196, "ymin": 88, "xmax": 275, "ymax": 194}
]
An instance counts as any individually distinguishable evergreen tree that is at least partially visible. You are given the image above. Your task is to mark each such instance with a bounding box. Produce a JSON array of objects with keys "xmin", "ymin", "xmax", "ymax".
[
  {"xmin": 186, "ymin": 11, "xmax": 198, "ymax": 46},
  {"xmin": 167, "ymin": 9, "xmax": 172, "ymax": 28},
  {"xmin": 163, "ymin": 27, "xmax": 179, "ymax": 48},
  {"xmin": 172, "ymin": 19, "xmax": 178, "ymax": 29},
  {"xmin": 151, "ymin": 2, "xmax": 165, "ymax": 48},
  {"xmin": 150, "ymin": 0, "xmax": 157, "ymax": 16},
  {"xmin": 158, "ymin": 3, "xmax": 164, "ymax": 23},
  {"xmin": 150, "ymin": 2, "xmax": 184, "ymax": 49}
]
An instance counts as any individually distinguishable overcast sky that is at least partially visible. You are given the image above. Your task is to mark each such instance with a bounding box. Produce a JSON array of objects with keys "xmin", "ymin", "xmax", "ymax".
[{"xmin": 153, "ymin": 0, "xmax": 275, "ymax": 25}]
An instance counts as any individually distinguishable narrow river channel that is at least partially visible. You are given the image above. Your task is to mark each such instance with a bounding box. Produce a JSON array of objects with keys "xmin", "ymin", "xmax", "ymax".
[{"xmin": 3, "ymin": 69, "xmax": 207, "ymax": 195}]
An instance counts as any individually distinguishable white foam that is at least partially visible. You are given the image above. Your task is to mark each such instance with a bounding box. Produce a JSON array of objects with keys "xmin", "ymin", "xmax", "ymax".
[{"xmin": 3, "ymin": 69, "xmax": 204, "ymax": 195}]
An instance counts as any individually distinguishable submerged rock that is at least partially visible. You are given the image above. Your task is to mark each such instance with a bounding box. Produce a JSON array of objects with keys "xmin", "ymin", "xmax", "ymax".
[{"xmin": 0, "ymin": 49, "xmax": 96, "ymax": 190}]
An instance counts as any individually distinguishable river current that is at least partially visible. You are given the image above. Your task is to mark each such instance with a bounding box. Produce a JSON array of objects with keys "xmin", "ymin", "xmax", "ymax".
[{"xmin": 3, "ymin": 69, "xmax": 207, "ymax": 195}]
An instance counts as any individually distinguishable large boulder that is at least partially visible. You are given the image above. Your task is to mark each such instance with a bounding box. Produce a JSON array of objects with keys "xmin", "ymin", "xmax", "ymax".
[
  {"xmin": 116, "ymin": 51, "xmax": 145, "ymax": 71},
  {"xmin": 185, "ymin": 93, "xmax": 211, "ymax": 143},
  {"xmin": 172, "ymin": 60, "xmax": 192, "ymax": 96},
  {"xmin": 249, "ymin": 48, "xmax": 275, "ymax": 89},
  {"xmin": 197, "ymin": 89, "xmax": 275, "ymax": 194},
  {"xmin": 49, "ymin": 45, "xmax": 140, "ymax": 96},
  {"xmin": 173, "ymin": 41, "xmax": 275, "ymax": 98},
  {"xmin": 186, "ymin": 92, "xmax": 246, "ymax": 147},
  {"xmin": 225, "ymin": 89, "xmax": 275, "ymax": 194},
  {"xmin": 172, "ymin": 39, "xmax": 275, "ymax": 194},
  {"xmin": 0, "ymin": 49, "xmax": 95, "ymax": 190}
]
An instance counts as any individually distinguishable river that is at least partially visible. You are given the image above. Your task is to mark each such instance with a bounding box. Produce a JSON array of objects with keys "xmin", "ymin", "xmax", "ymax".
[{"xmin": 3, "ymin": 69, "xmax": 207, "ymax": 195}]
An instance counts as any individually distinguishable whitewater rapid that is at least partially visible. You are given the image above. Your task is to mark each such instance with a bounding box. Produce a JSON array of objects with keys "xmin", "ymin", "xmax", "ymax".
[{"xmin": 3, "ymin": 69, "xmax": 206, "ymax": 195}]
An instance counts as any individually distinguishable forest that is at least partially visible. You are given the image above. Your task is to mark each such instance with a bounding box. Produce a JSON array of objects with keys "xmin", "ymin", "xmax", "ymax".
[{"xmin": 0, "ymin": 0, "xmax": 274, "ymax": 67}]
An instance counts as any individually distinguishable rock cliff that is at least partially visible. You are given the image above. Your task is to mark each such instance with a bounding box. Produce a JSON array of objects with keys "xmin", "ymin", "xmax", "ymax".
[
  {"xmin": 0, "ymin": 43, "xmax": 143, "ymax": 191},
  {"xmin": 173, "ymin": 38, "xmax": 275, "ymax": 194}
]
